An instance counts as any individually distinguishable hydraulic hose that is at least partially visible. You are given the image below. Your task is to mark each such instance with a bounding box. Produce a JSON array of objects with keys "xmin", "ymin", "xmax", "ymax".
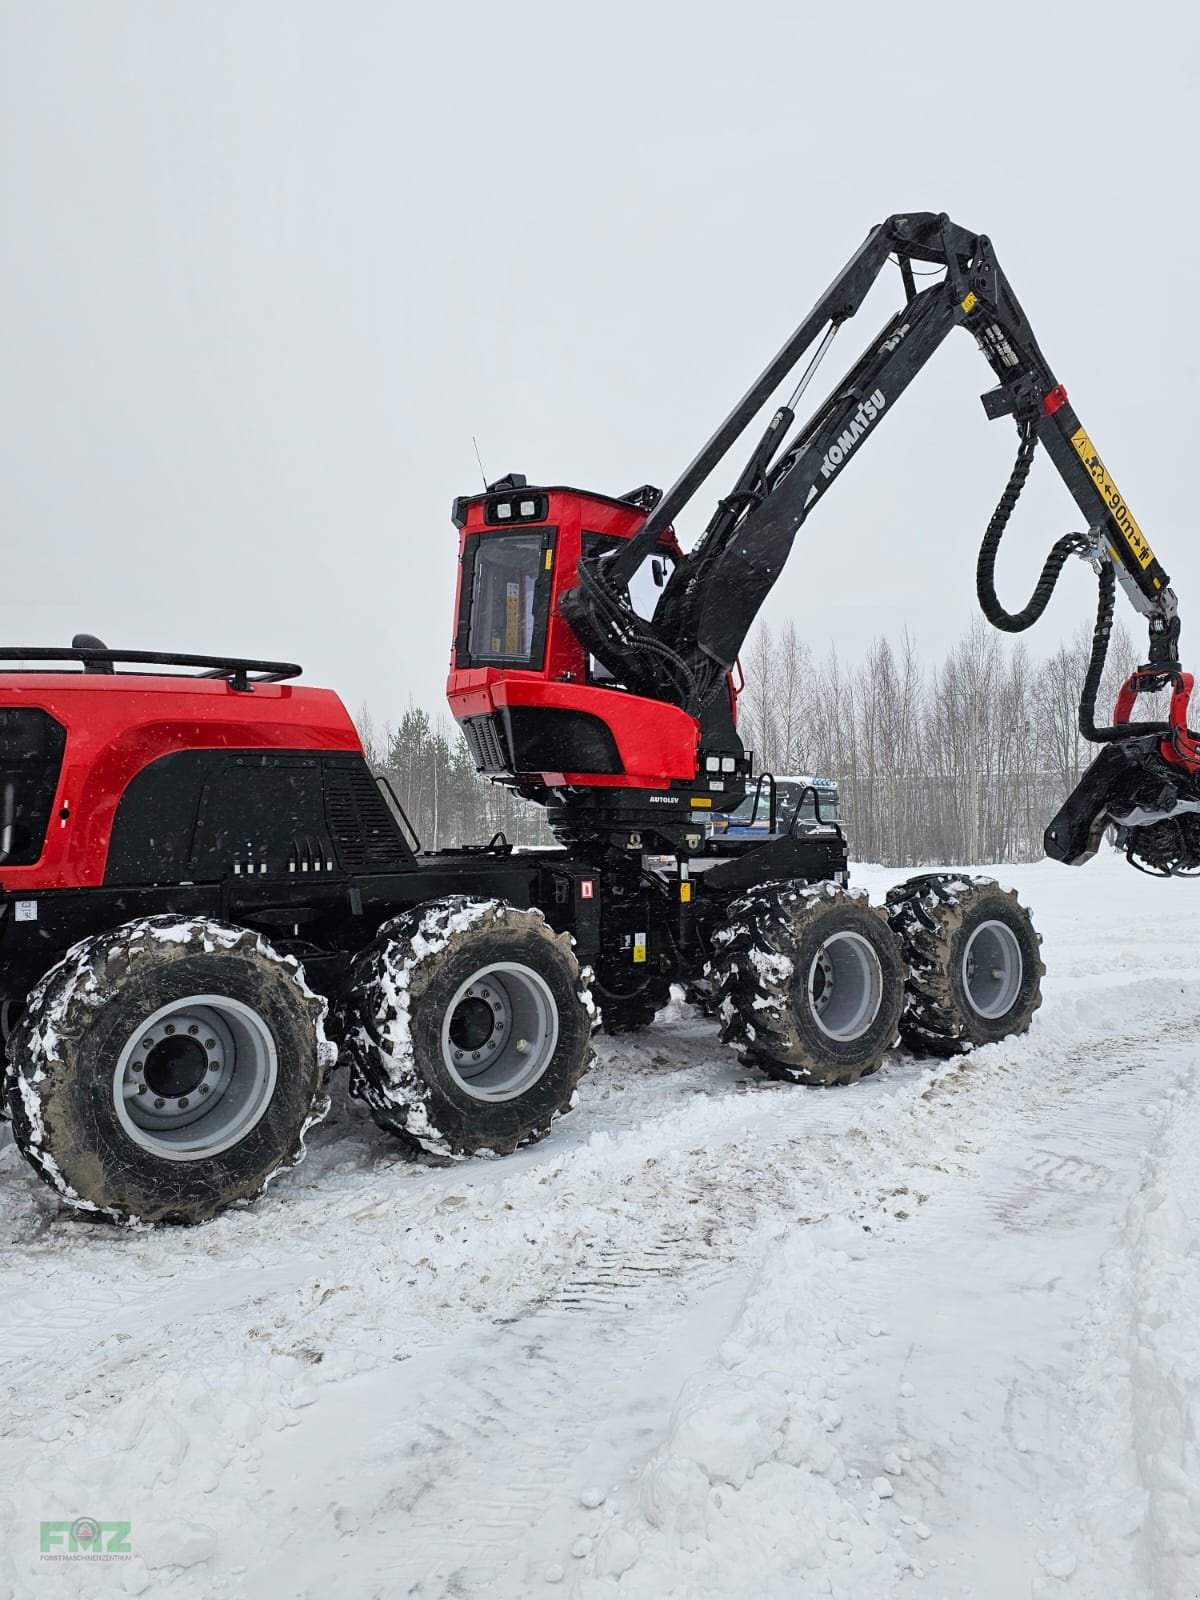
[
  {"xmin": 975, "ymin": 421, "xmax": 1092, "ymax": 632},
  {"xmin": 1077, "ymin": 560, "xmax": 1169, "ymax": 741},
  {"xmin": 974, "ymin": 418, "xmax": 1167, "ymax": 743}
]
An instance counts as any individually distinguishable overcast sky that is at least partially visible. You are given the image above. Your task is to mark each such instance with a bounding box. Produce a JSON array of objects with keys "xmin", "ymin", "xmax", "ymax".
[{"xmin": 2, "ymin": 0, "xmax": 1195, "ymax": 726}]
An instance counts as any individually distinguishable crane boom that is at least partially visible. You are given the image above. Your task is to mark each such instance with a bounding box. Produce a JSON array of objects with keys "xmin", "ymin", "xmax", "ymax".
[{"xmin": 555, "ymin": 212, "xmax": 1200, "ymax": 874}]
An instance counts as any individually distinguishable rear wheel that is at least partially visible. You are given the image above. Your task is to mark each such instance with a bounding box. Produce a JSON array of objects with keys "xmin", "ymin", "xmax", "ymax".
[
  {"xmin": 885, "ymin": 874, "xmax": 1044, "ymax": 1056},
  {"xmin": 707, "ymin": 881, "xmax": 906, "ymax": 1085},
  {"xmin": 346, "ymin": 897, "xmax": 594, "ymax": 1158},
  {"xmin": 4, "ymin": 918, "xmax": 334, "ymax": 1225}
]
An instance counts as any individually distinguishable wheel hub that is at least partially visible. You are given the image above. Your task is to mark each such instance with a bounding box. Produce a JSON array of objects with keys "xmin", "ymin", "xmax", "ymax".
[
  {"xmin": 448, "ymin": 983, "xmax": 510, "ymax": 1067},
  {"xmin": 440, "ymin": 963, "xmax": 558, "ymax": 1102},
  {"xmin": 113, "ymin": 995, "xmax": 277, "ymax": 1162},
  {"xmin": 811, "ymin": 949, "xmax": 834, "ymax": 1012},
  {"xmin": 142, "ymin": 1032, "xmax": 210, "ymax": 1100},
  {"xmin": 961, "ymin": 920, "xmax": 1023, "ymax": 1019},
  {"xmin": 806, "ymin": 930, "xmax": 884, "ymax": 1042}
]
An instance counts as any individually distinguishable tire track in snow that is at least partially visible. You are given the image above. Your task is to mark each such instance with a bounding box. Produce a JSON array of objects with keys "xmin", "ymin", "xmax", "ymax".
[
  {"xmin": 369, "ymin": 1268, "xmax": 745, "ymax": 1596},
  {"xmin": 242, "ymin": 979, "xmax": 1200, "ymax": 1600},
  {"xmin": 574, "ymin": 1036, "xmax": 1195, "ymax": 1599}
]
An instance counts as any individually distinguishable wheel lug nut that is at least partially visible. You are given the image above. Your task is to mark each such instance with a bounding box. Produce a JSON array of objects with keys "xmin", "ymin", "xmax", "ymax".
[
  {"xmin": 205, "ymin": 1038, "xmax": 216, "ymax": 1049},
  {"xmin": 165, "ymin": 1025, "xmax": 175, "ymax": 1035},
  {"xmin": 136, "ymin": 1084, "xmax": 147, "ymax": 1095},
  {"xmin": 188, "ymin": 1025, "xmax": 199, "ymax": 1036},
  {"xmin": 141, "ymin": 1037, "xmax": 153, "ymax": 1050},
  {"xmin": 154, "ymin": 1098, "xmax": 165, "ymax": 1109},
  {"xmin": 179, "ymin": 1097, "xmax": 189, "ymax": 1108},
  {"xmin": 199, "ymin": 1083, "xmax": 210, "ymax": 1095},
  {"xmin": 208, "ymin": 1063, "xmax": 220, "ymax": 1074}
]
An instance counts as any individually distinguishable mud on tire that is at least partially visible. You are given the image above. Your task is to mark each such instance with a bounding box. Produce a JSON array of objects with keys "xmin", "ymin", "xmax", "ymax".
[
  {"xmin": 706, "ymin": 881, "xmax": 906, "ymax": 1085},
  {"xmin": 4, "ymin": 917, "xmax": 334, "ymax": 1226},
  {"xmin": 345, "ymin": 897, "xmax": 594, "ymax": 1159},
  {"xmin": 885, "ymin": 874, "xmax": 1044, "ymax": 1056}
]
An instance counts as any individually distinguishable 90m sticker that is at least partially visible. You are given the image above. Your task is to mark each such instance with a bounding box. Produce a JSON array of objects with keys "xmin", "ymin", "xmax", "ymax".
[{"xmin": 1070, "ymin": 426, "xmax": 1156, "ymax": 570}]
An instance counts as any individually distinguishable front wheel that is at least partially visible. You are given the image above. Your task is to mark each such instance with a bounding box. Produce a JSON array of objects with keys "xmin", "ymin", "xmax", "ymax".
[
  {"xmin": 4, "ymin": 918, "xmax": 334, "ymax": 1225},
  {"xmin": 346, "ymin": 897, "xmax": 594, "ymax": 1158},
  {"xmin": 706, "ymin": 881, "xmax": 906, "ymax": 1085},
  {"xmin": 885, "ymin": 875, "xmax": 1044, "ymax": 1056}
]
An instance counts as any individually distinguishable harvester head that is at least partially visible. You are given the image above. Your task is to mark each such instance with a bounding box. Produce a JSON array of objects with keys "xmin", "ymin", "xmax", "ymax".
[{"xmin": 1045, "ymin": 669, "xmax": 1200, "ymax": 875}]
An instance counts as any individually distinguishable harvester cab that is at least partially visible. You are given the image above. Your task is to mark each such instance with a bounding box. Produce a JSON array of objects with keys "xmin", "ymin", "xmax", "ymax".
[{"xmin": 447, "ymin": 475, "xmax": 751, "ymax": 843}]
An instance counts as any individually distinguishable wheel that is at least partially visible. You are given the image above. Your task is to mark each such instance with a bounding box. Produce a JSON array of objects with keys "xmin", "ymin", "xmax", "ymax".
[
  {"xmin": 706, "ymin": 881, "xmax": 906, "ymax": 1085},
  {"xmin": 885, "ymin": 874, "xmax": 1044, "ymax": 1056},
  {"xmin": 345, "ymin": 896, "xmax": 594, "ymax": 1158},
  {"xmin": 594, "ymin": 973, "xmax": 671, "ymax": 1034},
  {"xmin": 4, "ymin": 918, "xmax": 335, "ymax": 1226}
]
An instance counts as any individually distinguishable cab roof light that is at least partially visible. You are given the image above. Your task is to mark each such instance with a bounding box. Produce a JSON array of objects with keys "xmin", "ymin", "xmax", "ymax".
[{"xmin": 483, "ymin": 491, "xmax": 550, "ymax": 527}]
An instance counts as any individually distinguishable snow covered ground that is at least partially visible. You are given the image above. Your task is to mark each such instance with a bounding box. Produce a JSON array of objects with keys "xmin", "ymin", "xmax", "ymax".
[{"xmin": 2, "ymin": 851, "xmax": 1199, "ymax": 1600}]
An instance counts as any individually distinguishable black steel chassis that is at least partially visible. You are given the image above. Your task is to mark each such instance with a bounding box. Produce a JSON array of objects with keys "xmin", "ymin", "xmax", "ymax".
[{"xmin": 0, "ymin": 821, "xmax": 849, "ymax": 1023}]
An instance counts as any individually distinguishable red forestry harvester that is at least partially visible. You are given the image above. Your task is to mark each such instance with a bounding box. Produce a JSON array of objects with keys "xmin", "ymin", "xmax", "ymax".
[{"xmin": 3, "ymin": 213, "xmax": 1193, "ymax": 1225}]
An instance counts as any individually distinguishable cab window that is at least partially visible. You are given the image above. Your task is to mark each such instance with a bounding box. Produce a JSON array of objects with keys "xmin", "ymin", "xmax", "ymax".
[{"xmin": 466, "ymin": 532, "xmax": 546, "ymax": 664}]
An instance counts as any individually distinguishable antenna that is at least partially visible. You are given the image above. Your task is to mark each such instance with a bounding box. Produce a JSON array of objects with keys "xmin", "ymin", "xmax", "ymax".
[{"xmin": 472, "ymin": 436, "xmax": 488, "ymax": 492}]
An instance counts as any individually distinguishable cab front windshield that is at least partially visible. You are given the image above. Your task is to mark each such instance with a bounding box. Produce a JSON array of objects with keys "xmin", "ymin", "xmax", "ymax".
[{"xmin": 467, "ymin": 532, "xmax": 546, "ymax": 664}]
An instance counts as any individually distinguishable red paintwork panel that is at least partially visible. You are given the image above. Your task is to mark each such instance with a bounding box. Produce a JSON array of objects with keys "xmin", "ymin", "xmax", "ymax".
[
  {"xmin": 446, "ymin": 487, "xmax": 707, "ymax": 786},
  {"xmin": 0, "ymin": 676, "xmax": 360, "ymax": 891},
  {"xmin": 448, "ymin": 670, "xmax": 698, "ymax": 786}
]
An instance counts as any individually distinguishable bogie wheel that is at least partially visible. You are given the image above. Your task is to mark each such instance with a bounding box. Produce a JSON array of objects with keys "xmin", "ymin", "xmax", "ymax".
[
  {"xmin": 346, "ymin": 897, "xmax": 594, "ymax": 1158},
  {"xmin": 595, "ymin": 974, "xmax": 672, "ymax": 1035},
  {"xmin": 707, "ymin": 881, "xmax": 906, "ymax": 1085},
  {"xmin": 4, "ymin": 918, "xmax": 335, "ymax": 1226},
  {"xmin": 885, "ymin": 874, "xmax": 1044, "ymax": 1056}
]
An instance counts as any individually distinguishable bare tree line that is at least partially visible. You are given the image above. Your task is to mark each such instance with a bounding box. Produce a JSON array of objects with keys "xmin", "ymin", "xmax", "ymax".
[
  {"xmin": 356, "ymin": 702, "xmax": 555, "ymax": 852},
  {"xmin": 739, "ymin": 614, "xmax": 1152, "ymax": 864},
  {"xmin": 358, "ymin": 614, "xmax": 1151, "ymax": 865}
]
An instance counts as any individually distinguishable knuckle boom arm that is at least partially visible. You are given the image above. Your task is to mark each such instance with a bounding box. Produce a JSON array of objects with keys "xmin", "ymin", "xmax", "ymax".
[{"xmin": 560, "ymin": 212, "xmax": 1200, "ymax": 875}]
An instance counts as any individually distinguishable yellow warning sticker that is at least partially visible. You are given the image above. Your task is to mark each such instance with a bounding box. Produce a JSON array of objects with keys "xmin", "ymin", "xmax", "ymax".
[
  {"xmin": 960, "ymin": 291, "xmax": 977, "ymax": 314},
  {"xmin": 1071, "ymin": 427, "xmax": 1156, "ymax": 569},
  {"xmin": 689, "ymin": 796, "xmax": 713, "ymax": 808},
  {"xmin": 680, "ymin": 881, "xmax": 693, "ymax": 903}
]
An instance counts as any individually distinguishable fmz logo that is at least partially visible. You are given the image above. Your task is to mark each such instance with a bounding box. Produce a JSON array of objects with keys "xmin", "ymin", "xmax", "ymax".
[{"xmin": 40, "ymin": 1518, "xmax": 133, "ymax": 1557}]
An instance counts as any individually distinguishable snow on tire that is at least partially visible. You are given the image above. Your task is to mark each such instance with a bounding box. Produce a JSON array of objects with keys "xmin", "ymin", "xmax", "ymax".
[
  {"xmin": 3, "ymin": 917, "xmax": 335, "ymax": 1226},
  {"xmin": 345, "ymin": 896, "xmax": 595, "ymax": 1159},
  {"xmin": 706, "ymin": 880, "xmax": 906, "ymax": 1085},
  {"xmin": 885, "ymin": 874, "xmax": 1044, "ymax": 1056}
]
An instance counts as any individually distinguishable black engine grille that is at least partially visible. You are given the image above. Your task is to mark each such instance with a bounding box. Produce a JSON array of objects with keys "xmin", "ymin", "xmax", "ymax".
[
  {"xmin": 463, "ymin": 714, "xmax": 510, "ymax": 775},
  {"xmin": 322, "ymin": 759, "xmax": 412, "ymax": 869}
]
